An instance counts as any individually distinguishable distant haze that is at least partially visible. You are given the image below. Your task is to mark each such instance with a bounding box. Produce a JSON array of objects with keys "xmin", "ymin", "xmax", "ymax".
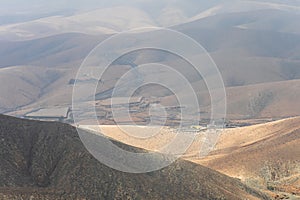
[{"xmin": 1, "ymin": 0, "xmax": 300, "ymax": 19}]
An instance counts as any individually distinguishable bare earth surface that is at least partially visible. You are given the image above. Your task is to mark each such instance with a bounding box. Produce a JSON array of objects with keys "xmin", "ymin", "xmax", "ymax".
[
  {"xmin": 0, "ymin": 114, "xmax": 270, "ymax": 200},
  {"xmin": 80, "ymin": 117, "xmax": 300, "ymax": 199}
]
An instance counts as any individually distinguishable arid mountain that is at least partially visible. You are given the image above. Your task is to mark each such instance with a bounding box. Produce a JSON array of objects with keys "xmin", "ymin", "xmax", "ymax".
[
  {"xmin": 0, "ymin": 114, "xmax": 270, "ymax": 200},
  {"xmin": 0, "ymin": 2, "xmax": 299, "ymax": 131},
  {"xmin": 1, "ymin": 7, "xmax": 300, "ymax": 121},
  {"xmin": 0, "ymin": 33, "xmax": 107, "ymax": 68},
  {"xmin": 195, "ymin": 117, "xmax": 300, "ymax": 197},
  {"xmin": 0, "ymin": 1, "xmax": 299, "ymax": 200},
  {"xmin": 81, "ymin": 117, "xmax": 300, "ymax": 198},
  {"xmin": 225, "ymin": 79, "xmax": 300, "ymax": 119},
  {"xmin": 1, "ymin": 0, "xmax": 299, "ymax": 41},
  {"xmin": 0, "ymin": 7, "xmax": 155, "ymax": 41}
]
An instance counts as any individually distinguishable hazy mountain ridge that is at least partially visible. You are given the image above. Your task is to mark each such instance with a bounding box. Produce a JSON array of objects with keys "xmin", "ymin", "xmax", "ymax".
[
  {"xmin": 1, "ymin": 0, "xmax": 299, "ymax": 41},
  {"xmin": 1, "ymin": 8, "xmax": 300, "ymax": 119}
]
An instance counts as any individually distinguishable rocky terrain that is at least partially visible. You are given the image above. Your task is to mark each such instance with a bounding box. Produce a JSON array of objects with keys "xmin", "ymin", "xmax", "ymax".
[
  {"xmin": 85, "ymin": 117, "xmax": 300, "ymax": 199},
  {"xmin": 196, "ymin": 117, "xmax": 300, "ymax": 199},
  {"xmin": 0, "ymin": 114, "xmax": 270, "ymax": 200}
]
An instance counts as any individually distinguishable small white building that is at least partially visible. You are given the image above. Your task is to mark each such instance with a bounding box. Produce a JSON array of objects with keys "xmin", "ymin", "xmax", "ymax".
[{"xmin": 25, "ymin": 107, "xmax": 71, "ymax": 121}]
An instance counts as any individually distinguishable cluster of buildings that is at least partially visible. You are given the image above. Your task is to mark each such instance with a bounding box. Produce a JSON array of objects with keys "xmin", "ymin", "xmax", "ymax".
[
  {"xmin": 24, "ymin": 107, "xmax": 71, "ymax": 122},
  {"xmin": 22, "ymin": 97, "xmax": 222, "ymax": 131}
]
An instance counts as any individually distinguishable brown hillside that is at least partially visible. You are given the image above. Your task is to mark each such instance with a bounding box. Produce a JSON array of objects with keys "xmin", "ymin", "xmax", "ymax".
[
  {"xmin": 0, "ymin": 115, "xmax": 270, "ymax": 200},
  {"xmin": 195, "ymin": 117, "xmax": 300, "ymax": 196}
]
